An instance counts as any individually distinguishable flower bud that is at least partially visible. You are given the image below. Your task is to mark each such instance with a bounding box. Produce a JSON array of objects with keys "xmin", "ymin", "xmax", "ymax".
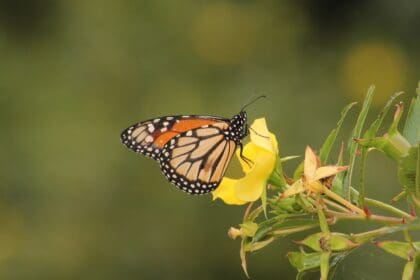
[{"xmin": 228, "ymin": 227, "xmax": 243, "ymax": 240}]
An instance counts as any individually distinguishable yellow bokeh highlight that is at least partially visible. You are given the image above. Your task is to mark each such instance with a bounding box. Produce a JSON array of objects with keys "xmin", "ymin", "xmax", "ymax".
[
  {"xmin": 341, "ymin": 42, "xmax": 409, "ymax": 105},
  {"xmin": 190, "ymin": 2, "xmax": 259, "ymax": 65}
]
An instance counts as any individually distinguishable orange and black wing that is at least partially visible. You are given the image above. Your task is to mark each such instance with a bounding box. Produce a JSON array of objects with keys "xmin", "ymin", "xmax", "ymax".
[
  {"xmin": 159, "ymin": 122, "xmax": 237, "ymax": 195},
  {"xmin": 120, "ymin": 115, "xmax": 229, "ymax": 161}
]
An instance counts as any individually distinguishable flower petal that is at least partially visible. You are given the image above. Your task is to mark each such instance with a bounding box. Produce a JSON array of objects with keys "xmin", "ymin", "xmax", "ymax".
[
  {"xmin": 212, "ymin": 178, "xmax": 247, "ymax": 205},
  {"xmin": 234, "ymin": 149, "xmax": 276, "ymax": 202},
  {"xmin": 212, "ymin": 117, "xmax": 279, "ymax": 205},
  {"xmin": 236, "ymin": 141, "xmax": 259, "ymax": 173},
  {"xmin": 250, "ymin": 118, "xmax": 278, "ymax": 154},
  {"xmin": 304, "ymin": 146, "xmax": 318, "ymax": 180},
  {"xmin": 281, "ymin": 179, "xmax": 305, "ymax": 198},
  {"xmin": 313, "ymin": 165, "xmax": 349, "ymax": 181}
]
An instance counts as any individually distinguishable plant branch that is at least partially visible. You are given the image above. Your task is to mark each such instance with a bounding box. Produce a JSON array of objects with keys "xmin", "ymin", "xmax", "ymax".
[
  {"xmin": 325, "ymin": 210, "xmax": 404, "ymax": 224},
  {"xmin": 322, "ymin": 186, "xmax": 366, "ymax": 215},
  {"xmin": 350, "ymin": 187, "xmax": 412, "ymax": 218},
  {"xmin": 270, "ymin": 224, "xmax": 319, "ymax": 236},
  {"xmin": 322, "ymin": 197, "xmax": 352, "ymax": 213},
  {"xmin": 364, "ymin": 197, "xmax": 413, "ymax": 219}
]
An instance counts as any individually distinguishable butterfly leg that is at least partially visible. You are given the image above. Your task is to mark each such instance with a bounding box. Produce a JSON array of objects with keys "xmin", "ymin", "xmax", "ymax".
[{"xmin": 239, "ymin": 143, "xmax": 254, "ymax": 168}]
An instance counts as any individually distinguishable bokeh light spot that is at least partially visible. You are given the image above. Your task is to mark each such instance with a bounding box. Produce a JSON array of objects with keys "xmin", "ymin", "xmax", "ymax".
[
  {"xmin": 341, "ymin": 42, "xmax": 409, "ymax": 105},
  {"xmin": 190, "ymin": 2, "xmax": 259, "ymax": 65}
]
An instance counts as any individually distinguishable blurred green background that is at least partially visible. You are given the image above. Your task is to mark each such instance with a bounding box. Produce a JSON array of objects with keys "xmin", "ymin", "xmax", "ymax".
[{"xmin": 0, "ymin": 1, "xmax": 419, "ymax": 279}]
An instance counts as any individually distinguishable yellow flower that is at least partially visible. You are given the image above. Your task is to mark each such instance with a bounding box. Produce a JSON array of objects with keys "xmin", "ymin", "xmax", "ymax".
[
  {"xmin": 281, "ymin": 146, "xmax": 348, "ymax": 198},
  {"xmin": 212, "ymin": 118, "xmax": 278, "ymax": 205}
]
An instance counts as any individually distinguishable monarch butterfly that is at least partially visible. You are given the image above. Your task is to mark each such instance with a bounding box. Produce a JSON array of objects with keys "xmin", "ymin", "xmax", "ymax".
[{"xmin": 120, "ymin": 96, "xmax": 265, "ymax": 195}]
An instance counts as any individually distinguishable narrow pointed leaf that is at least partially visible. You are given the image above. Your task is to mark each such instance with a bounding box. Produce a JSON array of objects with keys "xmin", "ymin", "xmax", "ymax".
[
  {"xmin": 240, "ymin": 239, "xmax": 250, "ymax": 278},
  {"xmin": 365, "ymin": 91, "xmax": 404, "ymax": 139},
  {"xmin": 245, "ymin": 237, "xmax": 274, "ymax": 252},
  {"xmin": 403, "ymin": 83, "xmax": 420, "ymax": 145},
  {"xmin": 319, "ymin": 102, "xmax": 356, "ymax": 164},
  {"xmin": 359, "ymin": 91, "xmax": 403, "ymax": 207},
  {"xmin": 398, "ymin": 146, "xmax": 418, "ymax": 194},
  {"xmin": 287, "ymin": 251, "xmax": 322, "ymax": 272},
  {"xmin": 240, "ymin": 221, "xmax": 258, "ymax": 237},
  {"xmin": 269, "ymin": 158, "xmax": 287, "ymax": 190},
  {"xmin": 374, "ymin": 240, "xmax": 411, "ymax": 259},
  {"xmin": 293, "ymin": 161, "xmax": 304, "ymax": 180},
  {"xmin": 343, "ymin": 85, "xmax": 375, "ymax": 198},
  {"xmin": 328, "ymin": 233, "xmax": 359, "ymax": 251},
  {"xmin": 356, "ymin": 137, "xmax": 407, "ymax": 161}
]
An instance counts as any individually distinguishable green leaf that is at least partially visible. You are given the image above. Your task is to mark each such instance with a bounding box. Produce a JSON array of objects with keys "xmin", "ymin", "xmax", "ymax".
[
  {"xmin": 240, "ymin": 238, "xmax": 250, "ymax": 278},
  {"xmin": 271, "ymin": 218, "xmax": 319, "ymax": 230},
  {"xmin": 319, "ymin": 102, "xmax": 356, "ymax": 164},
  {"xmin": 269, "ymin": 158, "xmax": 287, "ymax": 190},
  {"xmin": 331, "ymin": 171, "xmax": 344, "ymax": 195},
  {"xmin": 246, "ymin": 206, "xmax": 263, "ymax": 222},
  {"xmin": 261, "ymin": 183, "xmax": 267, "ymax": 218},
  {"xmin": 253, "ymin": 216, "xmax": 285, "ymax": 242},
  {"xmin": 244, "ymin": 237, "xmax": 274, "ymax": 252},
  {"xmin": 293, "ymin": 161, "xmax": 304, "ymax": 180},
  {"xmin": 364, "ymin": 91, "xmax": 404, "ymax": 139},
  {"xmin": 328, "ymin": 233, "xmax": 359, "ymax": 251},
  {"xmin": 269, "ymin": 196, "xmax": 302, "ymax": 214},
  {"xmin": 375, "ymin": 240, "xmax": 412, "ymax": 259},
  {"xmin": 352, "ymin": 220, "xmax": 420, "ymax": 244},
  {"xmin": 398, "ymin": 146, "xmax": 418, "ymax": 194},
  {"xmin": 358, "ymin": 91, "xmax": 403, "ymax": 207},
  {"xmin": 288, "ymin": 251, "xmax": 322, "ymax": 272},
  {"xmin": 296, "ymin": 232, "xmax": 359, "ymax": 252},
  {"xmin": 295, "ymin": 232, "xmax": 324, "ymax": 252},
  {"xmin": 418, "ymin": 144, "xmax": 420, "ymax": 203},
  {"xmin": 280, "ymin": 155, "xmax": 300, "ymax": 162},
  {"xmin": 342, "ymin": 85, "xmax": 375, "ymax": 198},
  {"xmin": 403, "ymin": 83, "xmax": 420, "ymax": 145},
  {"xmin": 288, "ymin": 250, "xmax": 352, "ymax": 277},
  {"xmin": 357, "ymin": 136, "xmax": 408, "ymax": 161},
  {"xmin": 240, "ymin": 221, "xmax": 258, "ymax": 237}
]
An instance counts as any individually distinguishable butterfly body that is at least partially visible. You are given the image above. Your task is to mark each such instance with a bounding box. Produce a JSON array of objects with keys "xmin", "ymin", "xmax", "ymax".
[{"xmin": 121, "ymin": 112, "xmax": 248, "ymax": 195}]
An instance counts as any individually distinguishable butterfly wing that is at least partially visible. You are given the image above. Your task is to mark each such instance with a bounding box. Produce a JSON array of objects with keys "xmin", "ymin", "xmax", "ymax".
[
  {"xmin": 120, "ymin": 115, "xmax": 228, "ymax": 161},
  {"xmin": 159, "ymin": 122, "xmax": 237, "ymax": 195}
]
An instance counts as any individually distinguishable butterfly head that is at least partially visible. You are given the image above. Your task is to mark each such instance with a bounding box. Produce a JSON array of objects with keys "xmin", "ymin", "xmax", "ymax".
[{"xmin": 229, "ymin": 111, "xmax": 248, "ymax": 143}]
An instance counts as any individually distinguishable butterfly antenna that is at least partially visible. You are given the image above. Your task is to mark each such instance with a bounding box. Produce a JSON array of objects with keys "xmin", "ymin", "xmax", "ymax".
[{"xmin": 240, "ymin": 95, "xmax": 266, "ymax": 112}]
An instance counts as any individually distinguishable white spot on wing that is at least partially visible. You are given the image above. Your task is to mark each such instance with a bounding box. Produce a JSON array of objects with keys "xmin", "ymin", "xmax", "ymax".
[{"xmin": 148, "ymin": 124, "xmax": 155, "ymax": 133}]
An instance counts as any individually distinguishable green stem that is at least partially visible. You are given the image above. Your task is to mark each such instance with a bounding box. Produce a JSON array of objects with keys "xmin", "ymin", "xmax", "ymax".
[
  {"xmin": 325, "ymin": 210, "xmax": 403, "ymax": 224},
  {"xmin": 391, "ymin": 190, "xmax": 406, "ymax": 203},
  {"xmin": 323, "ymin": 186, "xmax": 366, "ymax": 215},
  {"xmin": 364, "ymin": 197, "xmax": 412, "ymax": 219},
  {"xmin": 352, "ymin": 226, "xmax": 395, "ymax": 244},
  {"xmin": 317, "ymin": 196, "xmax": 330, "ymax": 233},
  {"xmin": 270, "ymin": 224, "xmax": 318, "ymax": 236},
  {"xmin": 403, "ymin": 230, "xmax": 413, "ymax": 245},
  {"xmin": 351, "ymin": 188, "xmax": 412, "ymax": 219},
  {"xmin": 322, "ymin": 198, "xmax": 351, "ymax": 213},
  {"xmin": 358, "ymin": 148, "xmax": 367, "ymax": 209}
]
